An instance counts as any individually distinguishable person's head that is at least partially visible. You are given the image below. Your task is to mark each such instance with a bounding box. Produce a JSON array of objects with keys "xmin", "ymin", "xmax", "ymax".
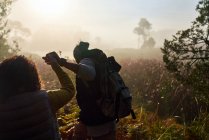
[
  {"xmin": 0, "ymin": 55, "xmax": 41, "ymax": 99},
  {"xmin": 73, "ymin": 41, "xmax": 90, "ymax": 63}
]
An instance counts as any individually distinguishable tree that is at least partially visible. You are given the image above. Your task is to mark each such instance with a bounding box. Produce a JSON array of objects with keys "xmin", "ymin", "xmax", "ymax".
[
  {"xmin": 141, "ymin": 37, "xmax": 156, "ymax": 48},
  {"xmin": 7, "ymin": 20, "xmax": 31, "ymax": 43},
  {"xmin": 161, "ymin": 0, "xmax": 209, "ymax": 103},
  {"xmin": 133, "ymin": 18, "xmax": 155, "ymax": 48},
  {"xmin": 0, "ymin": 0, "xmax": 18, "ymax": 61}
]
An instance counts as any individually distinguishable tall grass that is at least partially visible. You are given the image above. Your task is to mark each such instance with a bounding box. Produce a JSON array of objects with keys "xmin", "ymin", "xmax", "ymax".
[{"xmin": 33, "ymin": 56, "xmax": 208, "ymax": 140}]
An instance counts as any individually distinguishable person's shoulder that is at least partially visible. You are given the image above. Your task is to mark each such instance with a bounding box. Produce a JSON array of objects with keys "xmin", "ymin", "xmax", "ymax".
[
  {"xmin": 80, "ymin": 58, "xmax": 95, "ymax": 64},
  {"xmin": 81, "ymin": 57, "xmax": 93, "ymax": 61}
]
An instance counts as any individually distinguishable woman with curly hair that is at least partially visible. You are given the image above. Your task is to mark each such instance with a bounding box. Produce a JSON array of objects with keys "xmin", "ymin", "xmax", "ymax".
[{"xmin": 0, "ymin": 54, "xmax": 75, "ymax": 140}]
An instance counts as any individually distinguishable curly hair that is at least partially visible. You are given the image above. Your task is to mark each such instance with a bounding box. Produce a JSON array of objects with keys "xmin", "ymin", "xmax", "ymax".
[{"xmin": 0, "ymin": 55, "xmax": 41, "ymax": 99}]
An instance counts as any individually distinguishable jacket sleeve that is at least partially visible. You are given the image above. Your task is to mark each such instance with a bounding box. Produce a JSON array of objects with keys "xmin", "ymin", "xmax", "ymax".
[
  {"xmin": 77, "ymin": 58, "xmax": 96, "ymax": 81},
  {"xmin": 47, "ymin": 62, "xmax": 75, "ymax": 112}
]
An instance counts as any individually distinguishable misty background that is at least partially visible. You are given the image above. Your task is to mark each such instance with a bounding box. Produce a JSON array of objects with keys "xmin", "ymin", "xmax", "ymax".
[
  {"xmin": 8, "ymin": 0, "xmax": 199, "ymax": 57},
  {"xmin": 1, "ymin": 0, "xmax": 209, "ymax": 139}
]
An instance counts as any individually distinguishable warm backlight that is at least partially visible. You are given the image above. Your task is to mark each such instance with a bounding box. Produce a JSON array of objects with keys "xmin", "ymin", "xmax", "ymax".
[{"xmin": 29, "ymin": 0, "xmax": 74, "ymax": 19}]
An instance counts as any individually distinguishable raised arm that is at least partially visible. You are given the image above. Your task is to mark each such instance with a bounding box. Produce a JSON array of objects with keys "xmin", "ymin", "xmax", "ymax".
[
  {"xmin": 59, "ymin": 58, "xmax": 79, "ymax": 74},
  {"xmin": 43, "ymin": 53, "xmax": 75, "ymax": 112},
  {"xmin": 61, "ymin": 58, "xmax": 96, "ymax": 81}
]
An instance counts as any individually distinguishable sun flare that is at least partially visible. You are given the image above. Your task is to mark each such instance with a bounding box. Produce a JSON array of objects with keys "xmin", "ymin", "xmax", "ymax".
[{"xmin": 29, "ymin": 0, "xmax": 74, "ymax": 19}]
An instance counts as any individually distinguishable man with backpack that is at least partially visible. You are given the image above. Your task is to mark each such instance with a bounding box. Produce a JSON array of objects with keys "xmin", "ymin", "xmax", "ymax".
[
  {"xmin": 52, "ymin": 41, "xmax": 135, "ymax": 139},
  {"xmin": 57, "ymin": 41, "xmax": 116, "ymax": 139}
]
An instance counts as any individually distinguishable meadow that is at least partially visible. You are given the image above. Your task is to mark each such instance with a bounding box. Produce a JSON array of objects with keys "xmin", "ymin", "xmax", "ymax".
[
  {"xmin": 0, "ymin": 0, "xmax": 208, "ymax": 139},
  {"xmin": 33, "ymin": 49, "xmax": 209, "ymax": 140}
]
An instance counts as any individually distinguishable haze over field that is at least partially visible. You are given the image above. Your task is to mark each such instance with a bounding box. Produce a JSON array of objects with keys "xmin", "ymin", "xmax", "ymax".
[
  {"xmin": 8, "ymin": 0, "xmax": 199, "ymax": 56},
  {"xmin": 1, "ymin": 1, "xmax": 209, "ymax": 139}
]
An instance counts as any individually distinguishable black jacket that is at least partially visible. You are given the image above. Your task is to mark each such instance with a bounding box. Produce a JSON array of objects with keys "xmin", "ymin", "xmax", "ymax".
[
  {"xmin": 76, "ymin": 76, "xmax": 114, "ymax": 126},
  {"xmin": 0, "ymin": 91, "xmax": 60, "ymax": 140}
]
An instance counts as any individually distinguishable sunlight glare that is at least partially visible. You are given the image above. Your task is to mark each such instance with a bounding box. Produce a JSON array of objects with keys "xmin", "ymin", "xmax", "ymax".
[{"xmin": 29, "ymin": 0, "xmax": 73, "ymax": 19}]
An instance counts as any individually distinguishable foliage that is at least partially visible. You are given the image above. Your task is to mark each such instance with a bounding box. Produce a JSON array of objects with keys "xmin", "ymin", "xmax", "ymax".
[
  {"xmin": 196, "ymin": 0, "xmax": 209, "ymax": 25},
  {"xmin": 118, "ymin": 109, "xmax": 209, "ymax": 140},
  {"xmin": 133, "ymin": 18, "xmax": 156, "ymax": 48},
  {"xmin": 7, "ymin": 20, "xmax": 31, "ymax": 43},
  {"xmin": 31, "ymin": 54, "xmax": 208, "ymax": 139},
  {"xmin": 133, "ymin": 18, "xmax": 151, "ymax": 38},
  {"xmin": 119, "ymin": 59, "xmax": 199, "ymax": 122},
  {"xmin": 118, "ymin": 108, "xmax": 186, "ymax": 140},
  {"xmin": 33, "ymin": 55, "xmax": 203, "ymax": 123},
  {"xmin": 1, "ymin": 0, "xmax": 207, "ymax": 139},
  {"xmin": 0, "ymin": 0, "xmax": 19, "ymax": 61},
  {"xmin": 141, "ymin": 37, "xmax": 156, "ymax": 48},
  {"xmin": 57, "ymin": 101, "xmax": 80, "ymax": 139},
  {"xmin": 161, "ymin": 0, "xmax": 209, "ymax": 105},
  {"xmin": 188, "ymin": 112, "xmax": 209, "ymax": 140}
]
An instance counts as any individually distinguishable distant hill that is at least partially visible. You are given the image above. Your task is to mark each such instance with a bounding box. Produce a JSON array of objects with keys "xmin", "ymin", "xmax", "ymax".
[
  {"xmin": 18, "ymin": 47, "xmax": 163, "ymax": 62},
  {"xmin": 106, "ymin": 47, "xmax": 163, "ymax": 60}
]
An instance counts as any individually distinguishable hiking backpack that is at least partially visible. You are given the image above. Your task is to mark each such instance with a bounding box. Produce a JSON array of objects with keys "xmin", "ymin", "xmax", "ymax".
[{"xmin": 89, "ymin": 49, "xmax": 136, "ymax": 121}]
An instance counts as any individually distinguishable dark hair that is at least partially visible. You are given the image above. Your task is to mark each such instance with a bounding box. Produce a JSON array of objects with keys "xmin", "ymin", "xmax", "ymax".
[
  {"xmin": 73, "ymin": 41, "xmax": 90, "ymax": 63},
  {"xmin": 73, "ymin": 41, "xmax": 107, "ymax": 63},
  {"xmin": 0, "ymin": 55, "xmax": 41, "ymax": 99}
]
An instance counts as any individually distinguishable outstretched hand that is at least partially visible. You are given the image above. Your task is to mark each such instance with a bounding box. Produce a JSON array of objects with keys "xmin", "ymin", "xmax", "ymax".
[{"xmin": 42, "ymin": 52, "xmax": 59, "ymax": 65}]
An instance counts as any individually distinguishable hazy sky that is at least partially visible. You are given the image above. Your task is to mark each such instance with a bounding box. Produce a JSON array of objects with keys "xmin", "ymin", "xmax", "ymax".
[{"xmin": 8, "ymin": 0, "xmax": 199, "ymax": 56}]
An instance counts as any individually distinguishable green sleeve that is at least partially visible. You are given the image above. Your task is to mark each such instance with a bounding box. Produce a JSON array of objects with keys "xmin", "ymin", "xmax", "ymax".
[{"xmin": 47, "ymin": 62, "xmax": 75, "ymax": 112}]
